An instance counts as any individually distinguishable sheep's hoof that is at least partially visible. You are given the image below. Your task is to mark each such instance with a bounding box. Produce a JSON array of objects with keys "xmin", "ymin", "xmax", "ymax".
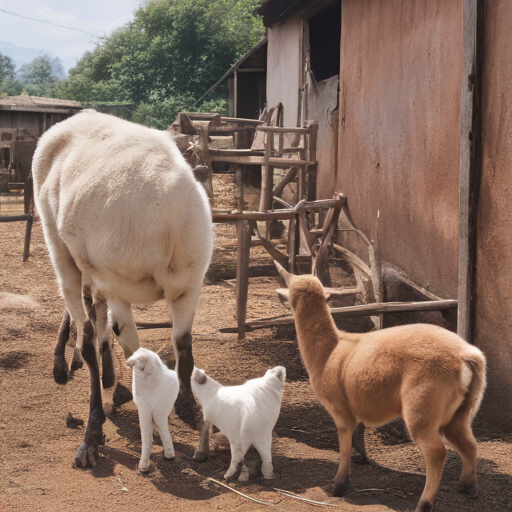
[
  {"xmin": 70, "ymin": 357, "xmax": 84, "ymax": 375},
  {"xmin": 53, "ymin": 359, "xmax": 70, "ymax": 385},
  {"xmin": 113, "ymin": 382, "xmax": 133, "ymax": 407},
  {"xmin": 238, "ymin": 466, "xmax": 250, "ymax": 482},
  {"xmin": 193, "ymin": 449, "xmax": 209, "ymax": 462},
  {"xmin": 74, "ymin": 441, "xmax": 99, "ymax": 468}
]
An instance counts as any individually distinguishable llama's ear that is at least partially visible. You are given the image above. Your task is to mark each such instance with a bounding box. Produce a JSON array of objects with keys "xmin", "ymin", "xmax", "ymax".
[
  {"xmin": 193, "ymin": 369, "xmax": 207, "ymax": 385},
  {"xmin": 324, "ymin": 292, "xmax": 331, "ymax": 301},
  {"xmin": 274, "ymin": 261, "xmax": 294, "ymax": 288}
]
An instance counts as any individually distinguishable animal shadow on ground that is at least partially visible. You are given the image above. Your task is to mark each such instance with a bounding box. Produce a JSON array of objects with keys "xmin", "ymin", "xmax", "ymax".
[{"xmin": 0, "ymin": 350, "xmax": 32, "ymax": 370}]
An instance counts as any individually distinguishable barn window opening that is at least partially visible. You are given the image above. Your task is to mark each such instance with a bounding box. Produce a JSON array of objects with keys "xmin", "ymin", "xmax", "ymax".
[{"xmin": 308, "ymin": 2, "xmax": 341, "ymax": 82}]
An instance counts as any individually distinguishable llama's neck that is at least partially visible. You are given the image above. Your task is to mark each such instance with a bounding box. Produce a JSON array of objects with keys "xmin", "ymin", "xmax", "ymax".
[{"xmin": 293, "ymin": 293, "xmax": 351, "ymax": 379}]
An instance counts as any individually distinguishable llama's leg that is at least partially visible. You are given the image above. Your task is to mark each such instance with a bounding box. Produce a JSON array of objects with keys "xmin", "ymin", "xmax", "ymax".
[
  {"xmin": 137, "ymin": 408, "xmax": 154, "ymax": 472},
  {"xmin": 406, "ymin": 412, "xmax": 447, "ymax": 512},
  {"xmin": 53, "ymin": 309, "xmax": 71, "ymax": 384},
  {"xmin": 224, "ymin": 442, "xmax": 244, "ymax": 480},
  {"xmin": 443, "ymin": 416, "xmax": 478, "ymax": 497},
  {"xmin": 108, "ymin": 298, "xmax": 140, "ymax": 359},
  {"xmin": 254, "ymin": 435, "xmax": 274, "ymax": 479},
  {"xmin": 333, "ymin": 426, "xmax": 353, "ymax": 496},
  {"xmin": 153, "ymin": 410, "xmax": 175, "ymax": 460},
  {"xmin": 74, "ymin": 319, "xmax": 106, "ymax": 468}
]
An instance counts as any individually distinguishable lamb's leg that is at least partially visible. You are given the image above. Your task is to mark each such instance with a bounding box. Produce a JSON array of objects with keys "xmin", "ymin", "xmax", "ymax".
[
  {"xmin": 137, "ymin": 408, "xmax": 154, "ymax": 472},
  {"xmin": 153, "ymin": 410, "xmax": 175, "ymax": 460},
  {"xmin": 53, "ymin": 309, "xmax": 71, "ymax": 384},
  {"xmin": 254, "ymin": 435, "xmax": 274, "ymax": 479},
  {"xmin": 224, "ymin": 442, "xmax": 244, "ymax": 480}
]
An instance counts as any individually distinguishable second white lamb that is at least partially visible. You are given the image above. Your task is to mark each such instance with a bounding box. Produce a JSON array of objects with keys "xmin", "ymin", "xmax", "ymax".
[
  {"xmin": 191, "ymin": 366, "xmax": 286, "ymax": 481},
  {"xmin": 127, "ymin": 347, "xmax": 179, "ymax": 472}
]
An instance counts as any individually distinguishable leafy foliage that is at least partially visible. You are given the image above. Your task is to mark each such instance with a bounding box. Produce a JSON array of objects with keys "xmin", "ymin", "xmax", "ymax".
[
  {"xmin": 18, "ymin": 54, "xmax": 66, "ymax": 97},
  {"xmin": 55, "ymin": 0, "xmax": 264, "ymax": 113},
  {"xmin": 0, "ymin": 53, "xmax": 23, "ymax": 97}
]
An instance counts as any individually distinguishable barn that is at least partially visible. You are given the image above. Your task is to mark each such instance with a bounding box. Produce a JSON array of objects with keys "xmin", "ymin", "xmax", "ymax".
[{"xmin": 255, "ymin": 0, "xmax": 512, "ymax": 430}]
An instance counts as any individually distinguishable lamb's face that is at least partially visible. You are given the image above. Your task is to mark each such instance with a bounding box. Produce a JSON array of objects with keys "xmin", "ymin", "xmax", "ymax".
[{"xmin": 127, "ymin": 347, "xmax": 158, "ymax": 376}]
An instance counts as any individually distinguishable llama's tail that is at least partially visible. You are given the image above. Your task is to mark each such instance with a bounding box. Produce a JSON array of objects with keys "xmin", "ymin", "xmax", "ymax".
[{"xmin": 462, "ymin": 347, "xmax": 487, "ymax": 422}]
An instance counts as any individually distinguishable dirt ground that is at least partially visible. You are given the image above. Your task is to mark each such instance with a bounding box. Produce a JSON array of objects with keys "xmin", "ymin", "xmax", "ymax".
[{"xmin": 1, "ymin": 175, "xmax": 512, "ymax": 512}]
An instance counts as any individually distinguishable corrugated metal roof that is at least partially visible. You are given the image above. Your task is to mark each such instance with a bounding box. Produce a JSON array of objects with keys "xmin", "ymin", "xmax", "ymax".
[{"xmin": 0, "ymin": 96, "xmax": 82, "ymax": 109}]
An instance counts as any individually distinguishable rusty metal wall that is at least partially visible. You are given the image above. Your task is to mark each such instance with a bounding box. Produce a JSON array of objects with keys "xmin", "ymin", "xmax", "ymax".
[
  {"xmin": 474, "ymin": 0, "xmax": 512, "ymax": 430},
  {"xmin": 266, "ymin": 17, "xmax": 303, "ymax": 126},
  {"xmin": 336, "ymin": 0, "xmax": 462, "ymax": 299}
]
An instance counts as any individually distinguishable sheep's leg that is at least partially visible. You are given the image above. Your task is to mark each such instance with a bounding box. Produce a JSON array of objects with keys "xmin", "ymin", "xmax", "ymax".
[
  {"xmin": 53, "ymin": 309, "xmax": 71, "ymax": 384},
  {"xmin": 153, "ymin": 410, "xmax": 175, "ymax": 460},
  {"xmin": 254, "ymin": 435, "xmax": 274, "ymax": 479},
  {"xmin": 74, "ymin": 319, "xmax": 106, "ymax": 468},
  {"xmin": 333, "ymin": 426, "xmax": 353, "ymax": 496},
  {"xmin": 137, "ymin": 408, "xmax": 154, "ymax": 472},
  {"xmin": 108, "ymin": 298, "xmax": 140, "ymax": 359},
  {"xmin": 92, "ymin": 292, "xmax": 115, "ymax": 389},
  {"xmin": 167, "ymin": 287, "xmax": 202, "ymax": 426},
  {"xmin": 224, "ymin": 442, "xmax": 244, "ymax": 480}
]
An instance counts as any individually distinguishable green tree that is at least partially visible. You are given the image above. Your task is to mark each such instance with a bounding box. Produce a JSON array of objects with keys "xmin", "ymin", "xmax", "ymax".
[
  {"xmin": 0, "ymin": 53, "xmax": 23, "ymax": 96},
  {"xmin": 19, "ymin": 54, "xmax": 65, "ymax": 97},
  {"xmin": 56, "ymin": 0, "xmax": 264, "ymax": 104}
]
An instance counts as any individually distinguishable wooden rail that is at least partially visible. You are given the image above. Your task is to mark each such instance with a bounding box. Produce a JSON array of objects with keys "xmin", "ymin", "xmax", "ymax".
[{"xmin": 0, "ymin": 214, "xmax": 33, "ymax": 261}]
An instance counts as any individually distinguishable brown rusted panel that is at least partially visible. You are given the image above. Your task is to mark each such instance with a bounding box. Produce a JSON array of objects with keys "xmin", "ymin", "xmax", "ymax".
[
  {"xmin": 336, "ymin": 0, "xmax": 462, "ymax": 300},
  {"xmin": 266, "ymin": 17, "xmax": 302, "ymax": 126},
  {"xmin": 474, "ymin": 0, "xmax": 512, "ymax": 429}
]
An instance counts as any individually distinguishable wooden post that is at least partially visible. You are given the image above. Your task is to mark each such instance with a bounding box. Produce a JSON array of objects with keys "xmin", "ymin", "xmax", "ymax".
[
  {"xmin": 307, "ymin": 121, "xmax": 318, "ymax": 201},
  {"xmin": 369, "ymin": 211, "xmax": 384, "ymax": 330},
  {"xmin": 234, "ymin": 166, "xmax": 244, "ymax": 211},
  {"xmin": 235, "ymin": 219, "xmax": 252, "ymax": 339},
  {"xmin": 23, "ymin": 214, "xmax": 33, "ymax": 262},
  {"xmin": 458, "ymin": 0, "xmax": 479, "ymax": 342},
  {"xmin": 259, "ymin": 130, "xmax": 274, "ymax": 211}
]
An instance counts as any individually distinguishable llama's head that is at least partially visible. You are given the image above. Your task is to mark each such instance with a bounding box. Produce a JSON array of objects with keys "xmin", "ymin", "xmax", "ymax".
[
  {"xmin": 127, "ymin": 347, "xmax": 161, "ymax": 375},
  {"xmin": 274, "ymin": 261, "xmax": 329, "ymax": 311}
]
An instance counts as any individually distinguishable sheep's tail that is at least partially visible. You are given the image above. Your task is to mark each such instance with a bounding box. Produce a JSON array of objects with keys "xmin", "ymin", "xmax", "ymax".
[{"xmin": 462, "ymin": 347, "xmax": 487, "ymax": 423}]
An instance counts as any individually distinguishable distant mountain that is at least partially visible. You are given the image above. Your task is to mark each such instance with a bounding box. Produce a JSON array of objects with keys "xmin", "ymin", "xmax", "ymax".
[{"xmin": 0, "ymin": 40, "xmax": 66, "ymax": 74}]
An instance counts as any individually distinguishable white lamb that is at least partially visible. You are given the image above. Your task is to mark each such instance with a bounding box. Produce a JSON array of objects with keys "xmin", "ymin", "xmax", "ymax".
[
  {"xmin": 191, "ymin": 366, "xmax": 286, "ymax": 481},
  {"xmin": 127, "ymin": 348, "xmax": 179, "ymax": 472}
]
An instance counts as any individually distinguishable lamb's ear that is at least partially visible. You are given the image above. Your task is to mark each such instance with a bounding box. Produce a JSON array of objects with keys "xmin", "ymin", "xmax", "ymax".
[
  {"xmin": 274, "ymin": 366, "xmax": 286, "ymax": 383},
  {"xmin": 193, "ymin": 369, "xmax": 207, "ymax": 385},
  {"xmin": 127, "ymin": 352, "xmax": 147, "ymax": 371}
]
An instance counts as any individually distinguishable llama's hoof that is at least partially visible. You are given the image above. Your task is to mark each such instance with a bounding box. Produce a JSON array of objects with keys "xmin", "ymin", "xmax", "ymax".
[
  {"xmin": 351, "ymin": 454, "xmax": 369, "ymax": 465},
  {"xmin": 414, "ymin": 499, "xmax": 434, "ymax": 512},
  {"xmin": 74, "ymin": 441, "xmax": 99, "ymax": 468},
  {"xmin": 458, "ymin": 480, "xmax": 478, "ymax": 498},
  {"xmin": 193, "ymin": 449, "xmax": 209, "ymax": 462},
  {"xmin": 332, "ymin": 480, "xmax": 352, "ymax": 497},
  {"xmin": 53, "ymin": 360, "xmax": 70, "ymax": 385}
]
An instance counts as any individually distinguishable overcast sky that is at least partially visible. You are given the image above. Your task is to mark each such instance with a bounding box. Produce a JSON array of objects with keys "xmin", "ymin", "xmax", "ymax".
[{"xmin": 0, "ymin": 0, "xmax": 144, "ymax": 72}]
